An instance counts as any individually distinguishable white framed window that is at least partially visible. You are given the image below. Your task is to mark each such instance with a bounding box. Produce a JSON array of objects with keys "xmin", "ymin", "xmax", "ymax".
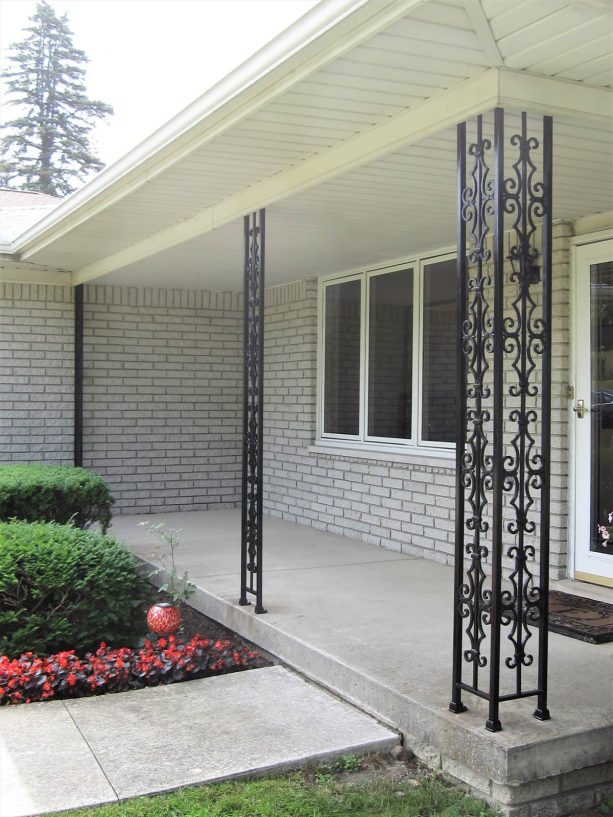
[{"xmin": 318, "ymin": 250, "xmax": 457, "ymax": 453}]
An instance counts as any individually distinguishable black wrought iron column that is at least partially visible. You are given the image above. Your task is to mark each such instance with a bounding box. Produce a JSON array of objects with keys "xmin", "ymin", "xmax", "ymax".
[
  {"xmin": 450, "ymin": 109, "xmax": 553, "ymax": 731},
  {"xmin": 74, "ymin": 284, "xmax": 84, "ymax": 467},
  {"xmin": 240, "ymin": 209, "xmax": 267, "ymax": 614}
]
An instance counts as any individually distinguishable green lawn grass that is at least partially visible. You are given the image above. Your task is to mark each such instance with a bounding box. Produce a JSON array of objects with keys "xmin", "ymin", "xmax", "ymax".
[{"xmin": 53, "ymin": 771, "xmax": 499, "ymax": 817}]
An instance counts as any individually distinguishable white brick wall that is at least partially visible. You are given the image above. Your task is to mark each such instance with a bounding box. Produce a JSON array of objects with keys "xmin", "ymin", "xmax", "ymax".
[
  {"xmin": 549, "ymin": 221, "xmax": 573, "ymax": 575},
  {"xmin": 263, "ymin": 280, "xmax": 460, "ymax": 562},
  {"xmin": 82, "ymin": 286, "xmax": 242, "ymax": 513},
  {"xmin": 0, "ymin": 284, "xmax": 243, "ymax": 514},
  {"xmin": 0, "ymin": 226, "xmax": 574, "ymax": 575},
  {"xmin": 0, "ymin": 284, "xmax": 74, "ymax": 464},
  {"xmin": 263, "ymin": 222, "xmax": 574, "ymax": 578}
]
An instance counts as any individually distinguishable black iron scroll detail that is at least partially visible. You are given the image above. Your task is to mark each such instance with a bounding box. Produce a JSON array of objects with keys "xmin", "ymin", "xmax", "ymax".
[
  {"xmin": 451, "ymin": 110, "xmax": 552, "ymax": 729},
  {"xmin": 240, "ymin": 210, "xmax": 267, "ymax": 614},
  {"xmin": 453, "ymin": 116, "xmax": 495, "ymax": 700}
]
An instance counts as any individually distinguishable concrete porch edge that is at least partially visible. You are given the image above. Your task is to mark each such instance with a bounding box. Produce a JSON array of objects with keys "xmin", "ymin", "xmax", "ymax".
[
  {"xmin": 117, "ymin": 508, "xmax": 612, "ymax": 817},
  {"xmin": 140, "ymin": 563, "xmax": 613, "ymax": 817}
]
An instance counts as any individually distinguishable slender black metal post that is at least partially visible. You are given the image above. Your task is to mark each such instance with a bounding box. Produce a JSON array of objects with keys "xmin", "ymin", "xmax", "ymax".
[
  {"xmin": 450, "ymin": 121, "xmax": 468, "ymax": 716},
  {"xmin": 487, "ymin": 107, "xmax": 505, "ymax": 733},
  {"xmin": 240, "ymin": 222, "xmax": 250, "ymax": 607},
  {"xmin": 534, "ymin": 115, "xmax": 553, "ymax": 722},
  {"xmin": 239, "ymin": 210, "xmax": 267, "ymax": 614},
  {"xmin": 74, "ymin": 284, "xmax": 84, "ymax": 467}
]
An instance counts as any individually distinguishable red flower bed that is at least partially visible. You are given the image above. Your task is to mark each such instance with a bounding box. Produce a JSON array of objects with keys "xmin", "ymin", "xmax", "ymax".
[{"xmin": 0, "ymin": 635, "xmax": 259, "ymax": 705}]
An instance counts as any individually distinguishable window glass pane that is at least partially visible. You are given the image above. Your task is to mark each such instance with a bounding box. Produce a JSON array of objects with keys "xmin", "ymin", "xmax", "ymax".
[
  {"xmin": 368, "ymin": 268, "xmax": 413, "ymax": 438},
  {"xmin": 324, "ymin": 280, "xmax": 361, "ymax": 435},
  {"xmin": 422, "ymin": 258, "xmax": 457, "ymax": 443}
]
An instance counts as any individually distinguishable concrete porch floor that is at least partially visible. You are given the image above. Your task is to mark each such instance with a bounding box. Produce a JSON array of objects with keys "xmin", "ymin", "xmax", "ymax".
[{"xmin": 113, "ymin": 509, "xmax": 613, "ymax": 817}]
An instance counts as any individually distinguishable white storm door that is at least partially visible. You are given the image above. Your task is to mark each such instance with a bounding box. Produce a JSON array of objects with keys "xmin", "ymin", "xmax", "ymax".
[{"xmin": 574, "ymin": 238, "xmax": 613, "ymax": 585}]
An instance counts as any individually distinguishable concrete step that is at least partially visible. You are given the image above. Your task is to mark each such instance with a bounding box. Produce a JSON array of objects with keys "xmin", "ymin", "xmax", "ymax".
[{"xmin": 183, "ymin": 581, "xmax": 613, "ymax": 817}]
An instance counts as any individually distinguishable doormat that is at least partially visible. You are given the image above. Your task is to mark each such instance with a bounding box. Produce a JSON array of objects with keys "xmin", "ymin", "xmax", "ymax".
[{"xmin": 548, "ymin": 591, "xmax": 613, "ymax": 644}]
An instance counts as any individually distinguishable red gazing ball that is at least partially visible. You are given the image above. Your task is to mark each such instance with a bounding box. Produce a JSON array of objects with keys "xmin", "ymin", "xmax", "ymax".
[{"xmin": 147, "ymin": 602, "xmax": 182, "ymax": 635}]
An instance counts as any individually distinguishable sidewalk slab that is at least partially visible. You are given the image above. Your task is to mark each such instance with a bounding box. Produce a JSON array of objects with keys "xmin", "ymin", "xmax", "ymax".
[
  {"xmin": 65, "ymin": 666, "xmax": 398, "ymax": 799},
  {"xmin": 0, "ymin": 666, "xmax": 398, "ymax": 816},
  {"xmin": 0, "ymin": 701, "xmax": 115, "ymax": 817}
]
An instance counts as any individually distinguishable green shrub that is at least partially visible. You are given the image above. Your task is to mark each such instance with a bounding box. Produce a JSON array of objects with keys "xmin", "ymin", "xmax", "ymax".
[
  {"xmin": 0, "ymin": 465, "xmax": 114, "ymax": 532},
  {"xmin": 0, "ymin": 520, "xmax": 152, "ymax": 657}
]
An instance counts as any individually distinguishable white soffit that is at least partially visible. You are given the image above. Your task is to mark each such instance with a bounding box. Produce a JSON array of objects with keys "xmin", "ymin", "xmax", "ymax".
[
  {"xmin": 6, "ymin": 0, "xmax": 613, "ymax": 287},
  {"xmin": 93, "ymin": 109, "xmax": 613, "ymax": 292}
]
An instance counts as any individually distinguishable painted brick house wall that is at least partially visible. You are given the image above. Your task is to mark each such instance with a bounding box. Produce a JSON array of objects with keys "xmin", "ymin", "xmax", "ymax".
[
  {"xmin": 264, "ymin": 278, "xmax": 460, "ymax": 562},
  {"xmin": 0, "ymin": 284, "xmax": 74, "ymax": 464},
  {"xmin": 0, "ymin": 223, "xmax": 573, "ymax": 576},
  {"xmin": 81, "ymin": 286, "xmax": 242, "ymax": 514},
  {"xmin": 264, "ymin": 221, "xmax": 573, "ymax": 578},
  {"xmin": 0, "ymin": 284, "xmax": 243, "ymax": 514}
]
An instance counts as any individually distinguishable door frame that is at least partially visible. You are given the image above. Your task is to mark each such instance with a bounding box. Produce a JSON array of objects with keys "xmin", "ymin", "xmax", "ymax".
[{"xmin": 571, "ymin": 229, "xmax": 613, "ymax": 587}]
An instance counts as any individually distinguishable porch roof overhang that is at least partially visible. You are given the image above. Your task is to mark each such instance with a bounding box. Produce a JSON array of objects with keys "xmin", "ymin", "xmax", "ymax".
[{"xmin": 1, "ymin": 0, "xmax": 612, "ymax": 289}]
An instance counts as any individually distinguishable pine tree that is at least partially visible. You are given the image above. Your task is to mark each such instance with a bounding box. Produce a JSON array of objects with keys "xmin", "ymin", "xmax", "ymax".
[{"xmin": 0, "ymin": 1, "xmax": 113, "ymax": 196}]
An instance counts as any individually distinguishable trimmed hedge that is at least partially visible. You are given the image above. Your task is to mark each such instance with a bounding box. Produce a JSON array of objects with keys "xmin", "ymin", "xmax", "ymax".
[
  {"xmin": 0, "ymin": 465, "xmax": 114, "ymax": 532},
  {"xmin": 0, "ymin": 520, "xmax": 152, "ymax": 657}
]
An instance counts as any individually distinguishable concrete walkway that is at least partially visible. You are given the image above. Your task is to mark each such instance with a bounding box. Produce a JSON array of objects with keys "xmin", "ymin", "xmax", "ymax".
[
  {"xmin": 113, "ymin": 509, "xmax": 613, "ymax": 817},
  {"xmin": 0, "ymin": 666, "xmax": 398, "ymax": 817}
]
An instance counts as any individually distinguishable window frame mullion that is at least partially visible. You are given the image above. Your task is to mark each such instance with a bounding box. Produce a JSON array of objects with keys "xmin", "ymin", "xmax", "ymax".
[
  {"xmin": 318, "ymin": 248, "xmax": 457, "ymax": 451},
  {"xmin": 360, "ymin": 269, "xmax": 369, "ymax": 441},
  {"xmin": 320, "ymin": 272, "xmax": 364, "ymax": 442},
  {"xmin": 364, "ymin": 263, "xmax": 417, "ymax": 445},
  {"xmin": 418, "ymin": 250, "xmax": 458, "ymax": 449},
  {"xmin": 412, "ymin": 259, "xmax": 423, "ymax": 446}
]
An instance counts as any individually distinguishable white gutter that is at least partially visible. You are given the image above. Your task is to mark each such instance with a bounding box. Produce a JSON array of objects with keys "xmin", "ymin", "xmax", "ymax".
[{"xmin": 12, "ymin": 0, "xmax": 427, "ymax": 262}]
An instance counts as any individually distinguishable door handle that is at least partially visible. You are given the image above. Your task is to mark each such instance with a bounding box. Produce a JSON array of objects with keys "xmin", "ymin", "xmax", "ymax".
[{"xmin": 573, "ymin": 399, "xmax": 588, "ymax": 418}]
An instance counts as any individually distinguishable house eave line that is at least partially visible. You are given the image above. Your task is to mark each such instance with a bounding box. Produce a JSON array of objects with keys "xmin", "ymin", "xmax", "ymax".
[
  {"xmin": 72, "ymin": 69, "xmax": 613, "ymax": 286},
  {"xmin": 16, "ymin": 0, "xmax": 430, "ymax": 263},
  {"xmin": 72, "ymin": 68, "xmax": 502, "ymax": 285}
]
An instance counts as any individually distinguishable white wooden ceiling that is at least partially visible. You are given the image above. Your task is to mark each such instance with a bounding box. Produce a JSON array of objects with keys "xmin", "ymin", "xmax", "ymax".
[
  {"xmin": 92, "ymin": 110, "xmax": 613, "ymax": 290},
  {"xmin": 6, "ymin": 0, "xmax": 613, "ymax": 289}
]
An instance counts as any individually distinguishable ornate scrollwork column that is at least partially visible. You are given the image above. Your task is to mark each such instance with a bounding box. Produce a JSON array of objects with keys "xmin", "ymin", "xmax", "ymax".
[
  {"xmin": 451, "ymin": 109, "xmax": 552, "ymax": 730},
  {"xmin": 240, "ymin": 210, "xmax": 267, "ymax": 614}
]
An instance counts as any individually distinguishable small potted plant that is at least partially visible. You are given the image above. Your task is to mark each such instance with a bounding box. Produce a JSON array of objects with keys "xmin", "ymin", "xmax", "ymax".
[{"xmin": 139, "ymin": 521, "xmax": 196, "ymax": 635}]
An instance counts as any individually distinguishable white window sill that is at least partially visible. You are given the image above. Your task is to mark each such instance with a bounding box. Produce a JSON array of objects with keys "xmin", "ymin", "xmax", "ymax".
[{"xmin": 309, "ymin": 441, "xmax": 456, "ymax": 469}]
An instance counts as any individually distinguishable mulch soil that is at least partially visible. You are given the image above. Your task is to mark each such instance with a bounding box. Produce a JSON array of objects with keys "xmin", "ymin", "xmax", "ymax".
[{"xmin": 153, "ymin": 588, "xmax": 273, "ymax": 670}]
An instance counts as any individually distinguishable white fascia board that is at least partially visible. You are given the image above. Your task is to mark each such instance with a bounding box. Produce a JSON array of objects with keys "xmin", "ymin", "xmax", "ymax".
[
  {"xmin": 73, "ymin": 68, "xmax": 501, "ymax": 284},
  {"xmin": 17, "ymin": 0, "xmax": 429, "ymax": 262},
  {"xmin": 497, "ymin": 68, "xmax": 613, "ymax": 123},
  {"xmin": 0, "ymin": 259, "xmax": 71, "ymax": 285}
]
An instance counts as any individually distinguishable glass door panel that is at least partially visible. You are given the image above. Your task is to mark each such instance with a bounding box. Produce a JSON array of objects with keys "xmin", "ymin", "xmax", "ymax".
[
  {"xmin": 591, "ymin": 260, "xmax": 613, "ymax": 556},
  {"xmin": 574, "ymin": 239, "xmax": 613, "ymax": 585}
]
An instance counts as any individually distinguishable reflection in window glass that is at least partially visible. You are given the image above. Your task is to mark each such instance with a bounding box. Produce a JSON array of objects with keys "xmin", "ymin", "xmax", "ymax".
[
  {"xmin": 324, "ymin": 280, "xmax": 361, "ymax": 435},
  {"xmin": 590, "ymin": 260, "xmax": 613, "ymax": 554},
  {"xmin": 422, "ymin": 258, "xmax": 457, "ymax": 443},
  {"xmin": 368, "ymin": 269, "xmax": 413, "ymax": 439}
]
